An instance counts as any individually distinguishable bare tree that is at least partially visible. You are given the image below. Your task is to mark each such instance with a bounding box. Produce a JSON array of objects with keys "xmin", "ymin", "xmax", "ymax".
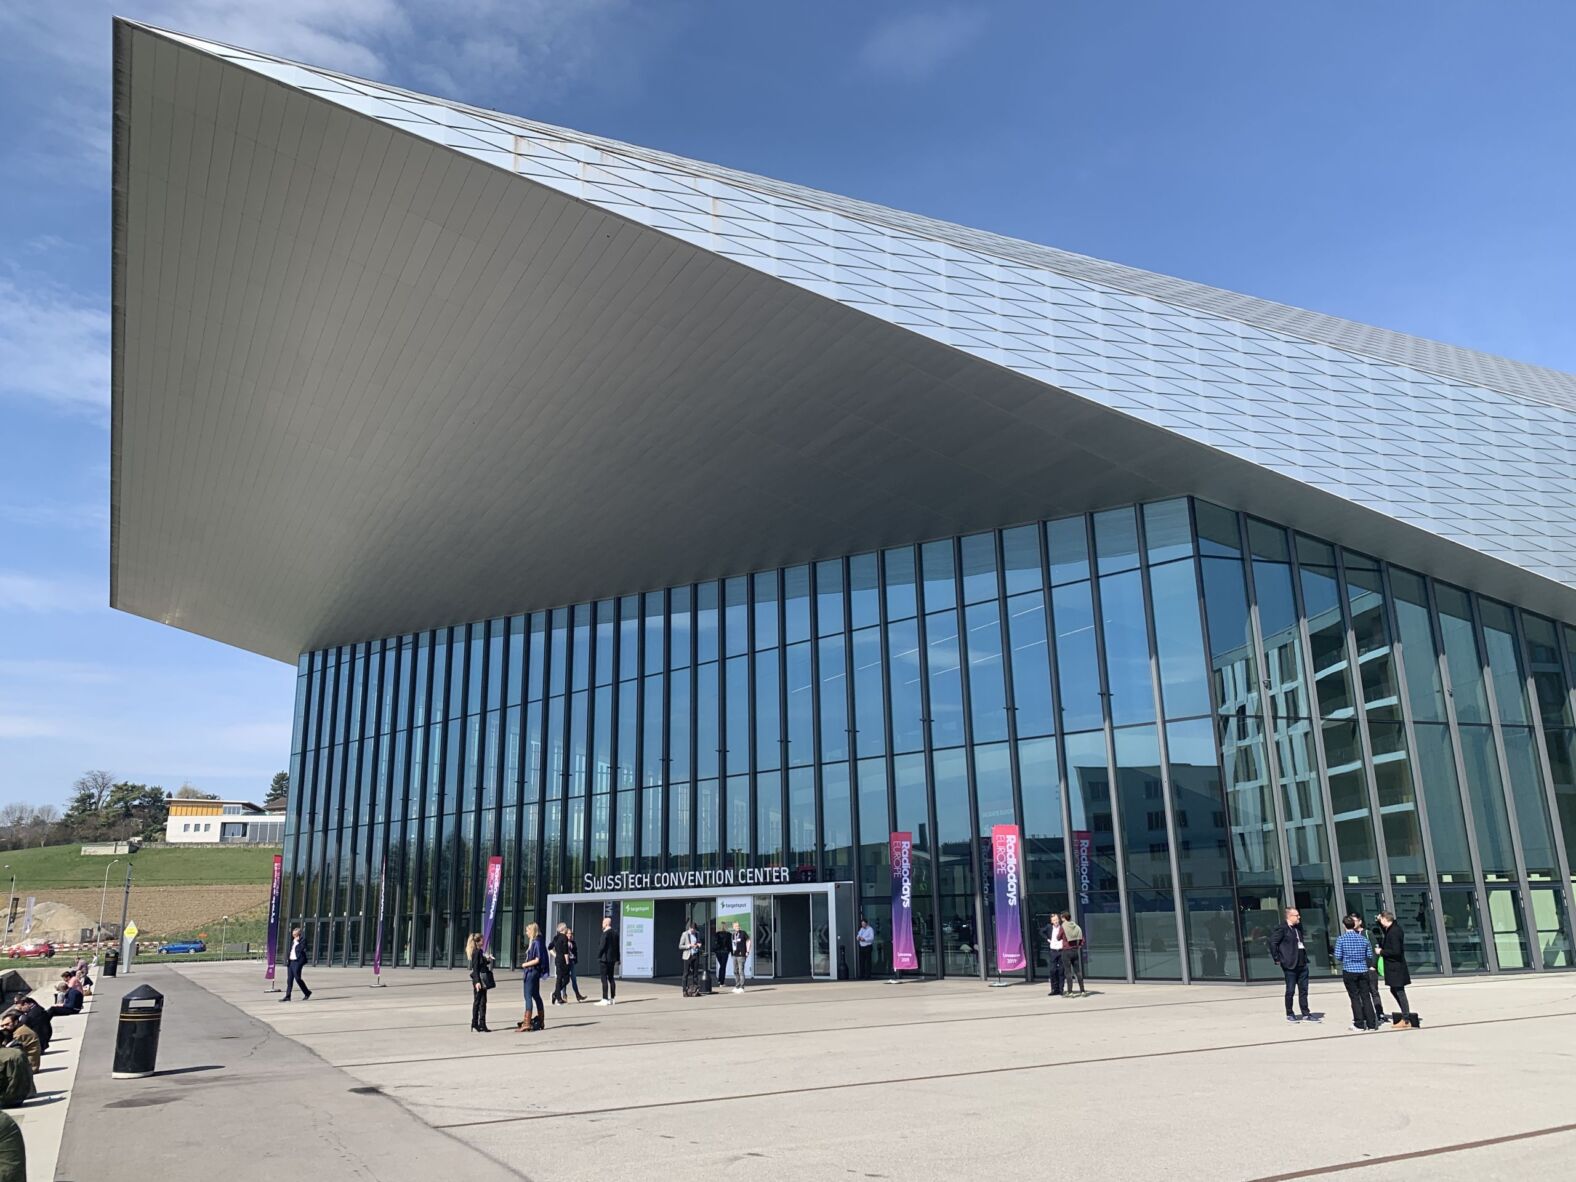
[
  {"xmin": 73, "ymin": 770, "xmax": 115, "ymax": 811},
  {"xmin": 173, "ymin": 783, "xmax": 218, "ymax": 800}
]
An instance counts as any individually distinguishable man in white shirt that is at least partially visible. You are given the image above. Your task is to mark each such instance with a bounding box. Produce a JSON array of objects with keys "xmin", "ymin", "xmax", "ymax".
[
  {"xmin": 856, "ymin": 917, "xmax": 875, "ymax": 979},
  {"xmin": 281, "ymin": 925, "xmax": 312, "ymax": 1002},
  {"xmin": 1045, "ymin": 914, "xmax": 1066, "ymax": 996}
]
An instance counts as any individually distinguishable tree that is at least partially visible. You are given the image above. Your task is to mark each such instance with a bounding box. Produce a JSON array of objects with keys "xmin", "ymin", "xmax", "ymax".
[
  {"xmin": 102, "ymin": 782, "xmax": 169, "ymax": 841},
  {"xmin": 173, "ymin": 783, "xmax": 218, "ymax": 800},
  {"xmin": 265, "ymin": 771, "xmax": 289, "ymax": 808},
  {"xmin": 73, "ymin": 770, "xmax": 115, "ymax": 811}
]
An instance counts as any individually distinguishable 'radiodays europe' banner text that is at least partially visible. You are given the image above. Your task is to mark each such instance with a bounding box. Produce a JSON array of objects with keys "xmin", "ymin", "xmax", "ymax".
[
  {"xmin": 481, "ymin": 855, "xmax": 504, "ymax": 953},
  {"xmin": 265, "ymin": 853, "xmax": 283, "ymax": 981},
  {"xmin": 991, "ymin": 824, "xmax": 1026, "ymax": 973},
  {"xmin": 890, "ymin": 831, "xmax": 917, "ymax": 972}
]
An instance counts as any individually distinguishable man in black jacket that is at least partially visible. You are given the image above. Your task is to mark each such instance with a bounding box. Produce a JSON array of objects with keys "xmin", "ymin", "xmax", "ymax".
[
  {"xmin": 12, "ymin": 1000, "xmax": 50, "ymax": 1054},
  {"xmin": 281, "ymin": 926, "xmax": 312, "ymax": 1002},
  {"xmin": 713, "ymin": 923, "xmax": 731, "ymax": 989},
  {"xmin": 1268, "ymin": 907, "xmax": 1315, "ymax": 1023},
  {"xmin": 597, "ymin": 916, "xmax": 620, "ymax": 1005},
  {"xmin": 549, "ymin": 924, "xmax": 571, "ymax": 1004}
]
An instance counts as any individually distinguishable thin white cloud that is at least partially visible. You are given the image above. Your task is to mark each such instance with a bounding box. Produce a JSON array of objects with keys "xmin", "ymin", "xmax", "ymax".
[
  {"xmin": 0, "ymin": 572, "xmax": 104, "ymax": 613},
  {"xmin": 0, "ymin": 716, "xmax": 68, "ymax": 740},
  {"xmin": 0, "ymin": 500, "xmax": 109, "ymax": 533},
  {"xmin": 858, "ymin": 6, "xmax": 986, "ymax": 82},
  {"xmin": 0, "ymin": 277, "xmax": 111, "ymax": 416},
  {"xmin": 0, "ymin": 659, "xmax": 117, "ymax": 685}
]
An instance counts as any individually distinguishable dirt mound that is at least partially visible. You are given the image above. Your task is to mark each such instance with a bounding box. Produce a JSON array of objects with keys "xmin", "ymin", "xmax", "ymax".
[
  {"xmin": 25, "ymin": 885, "xmax": 270, "ymax": 940},
  {"xmin": 12, "ymin": 901, "xmax": 98, "ymax": 942}
]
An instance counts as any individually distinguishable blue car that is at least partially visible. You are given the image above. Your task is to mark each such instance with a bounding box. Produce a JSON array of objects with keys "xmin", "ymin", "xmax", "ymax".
[{"xmin": 159, "ymin": 940, "xmax": 207, "ymax": 954}]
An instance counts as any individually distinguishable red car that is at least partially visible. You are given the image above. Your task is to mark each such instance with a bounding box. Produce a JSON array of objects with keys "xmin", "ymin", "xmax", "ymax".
[{"xmin": 5, "ymin": 941, "xmax": 55, "ymax": 959}]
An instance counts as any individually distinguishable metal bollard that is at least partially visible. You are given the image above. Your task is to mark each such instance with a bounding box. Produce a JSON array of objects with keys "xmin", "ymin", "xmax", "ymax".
[{"xmin": 112, "ymin": 984, "xmax": 163, "ymax": 1079}]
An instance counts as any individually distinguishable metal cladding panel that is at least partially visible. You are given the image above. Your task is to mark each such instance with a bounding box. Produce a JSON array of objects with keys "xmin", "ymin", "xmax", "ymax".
[{"xmin": 111, "ymin": 22, "xmax": 1576, "ymax": 663}]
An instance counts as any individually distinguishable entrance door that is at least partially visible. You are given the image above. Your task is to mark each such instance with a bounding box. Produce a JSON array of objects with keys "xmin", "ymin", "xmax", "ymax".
[
  {"xmin": 777, "ymin": 896, "xmax": 811, "ymax": 977},
  {"xmin": 811, "ymin": 891, "xmax": 831, "ymax": 978},
  {"xmin": 752, "ymin": 897, "xmax": 775, "ymax": 979}
]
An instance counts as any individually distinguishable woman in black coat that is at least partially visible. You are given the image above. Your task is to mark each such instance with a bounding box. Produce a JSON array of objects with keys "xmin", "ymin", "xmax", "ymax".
[
  {"xmin": 466, "ymin": 932, "xmax": 492, "ymax": 1032},
  {"xmin": 1377, "ymin": 911, "xmax": 1412, "ymax": 1024}
]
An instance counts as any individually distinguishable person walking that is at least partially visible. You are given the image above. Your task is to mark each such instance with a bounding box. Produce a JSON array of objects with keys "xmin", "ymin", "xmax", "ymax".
[
  {"xmin": 1060, "ymin": 913, "xmax": 1086, "ymax": 996},
  {"xmin": 713, "ymin": 922, "xmax": 732, "ymax": 988},
  {"xmin": 1045, "ymin": 913, "xmax": 1067, "ymax": 997},
  {"xmin": 281, "ymin": 925, "xmax": 312, "ymax": 1002},
  {"xmin": 466, "ymin": 931, "xmax": 493, "ymax": 1033},
  {"xmin": 597, "ymin": 916, "xmax": 620, "ymax": 1005},
  {"xmin": 679, "ymin": 919, "xmax": 702, "ymax": 995},
  {"xmin": 1377, "ymin": 911, "xmax": 1414, "ymax": 1028},
  {"xmin": 856, "ymin": 917, "xmax": 875, "ymax": 980},
  {"xmin": 518, "ymin": 923, "xmax": 547, "ymax": 1032},
  {"xmin": 564, "ymin": 928, "xmax": 587, "ymax": 1002},
  {"xmin": 1268, "ymin": 906, "xmax": 1314, "ymax": 1022},
  {"xmin": 1334, "ymin": 915, "xmax": 1379, "ymax": 1031},
  {"xmin": 729, "ymin": 922, "xmax": 750, "ymax": 993},
  {"xmin": 549, "ymin": 923, "xmax": 570, "ymax": 1005}
]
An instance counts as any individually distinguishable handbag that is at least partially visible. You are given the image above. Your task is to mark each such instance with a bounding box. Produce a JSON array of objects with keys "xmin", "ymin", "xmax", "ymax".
[{"xmin": 481, "ymin": 966, "xmax": 497, "ymax": 990}]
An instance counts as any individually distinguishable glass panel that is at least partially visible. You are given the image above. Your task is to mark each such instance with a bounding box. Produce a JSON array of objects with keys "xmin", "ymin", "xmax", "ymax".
[
  {"xmin": 1275, "ymin": 718, "xmax": 1337, "ymax": 880},
  {"xmin": 922, "ymin": 540, "xmax": 957, "ymax": 613},
  {"xmin": 1478, "ymin": 601, "xmax": 1529, "ymax": 726},
  {"xmin": 1046, "ymin": 516, "xmax": 1090, "ymax": 585},
  {"xmin": 1142, "ymin": 499, "xmax": 1193, "ymax": 565},
  {"xmin": 893, "ymin": 752, "xmax": 937, "ymax": 974},
  {"xmin": 1390, "ymin": 570, "xmax": 1447, "ymax": 724},
  {"xmin": 1488, "ymin": 887, "xmax": 1529, "ymax": 969},
  {"xmin": 1548, "ymin": 728, "xmax": 1576, "ymax": 889},
  {"xmin": 1053, "ymin": 580, "xmax": 1102, "ymax": 731},
  {"xmin": 755, "ymin": 649, "xmax": 780, "ymax": 772},
  {"xmin": 695, "ymin": 661, "xmax": 718, "ymax": 780},
  {"xmin": 1114, "ymin": 726, "xmax": 1180, "ymax": 980},
  {"xmin": 1502, "ymin": 728, "xmax": 1557, "ymax": 874},
  {"xmin": 934, "ymin": 747, "xmax": 976, "ymax": 977},
  {"xmin": 849, "ymin": 554, "xmax": 879, "ymax": 630},
  {"xmin": 1099, "ymin": 570, "xmax": 1155, "ymax": 727},
  {"xmin": 1459, "ymin": 726, "xmax": 1516, "ymax": 876},
  {"xmin": 1218, "ymin": 715, "xmax": 1284, "ymax": 890},
  {"xmin": 1440, "ymin": 886, "xmax": 1487, "ymax": 972},
  {"xmin": 851, "ymin": 627, "xmax": 886, "ymax": 757},
  {"xmin": 816, "ymin": 559, "xmax": 845, "ymax": 637},
  {"xmin": 818, "ymin": 634, "xmax": 849, "ymax": 762},
  {"xmin": 1522, "ymin": 614, "xmax": 1574, "ymax": 729},
  {"xmin": 784, "ymin": 565, "xmax": 811, "ymax": 645},
  {"xmin": 1199, "ymin": 555, "xmax": 1258, "ymax": 716},
  {"xmin": 889, "ymin": 618, "xmax": 926, "ymax": 754},
  {"xmin": 1149, "ymin": 561, "xmax": 1211, "ymax": 720},
  {"xmin": 1007, "ymin": 592, "xmax": 1055, "ymax": 739},
  {"xmin": 822, "ymin": 762, "xmax": 853, "ymax": 885},
  {"xmin": 1168, "ymin": 719, "xmax": 1233, "ymax": 889},
  {"xmin": 724, "ymin": 578, "xmax": 748, "ymax": 657},
  {"xmin": 1018, "ymin": 736, "xmax": 1066, "ymax": 970},
  {"xmin": 756, "ymin": 772, "xmax": 782, "ymax": 865},
  {"xmin": 724, "ymin": 656, "xmax": 748, "ymax": 772},
  {"xmin": 753, "ymin": 572, "xmax": 778, "ymax": 652},
  {"xmin": 788, "ymin": 765, "xmax": 815, "ymax": 872},
  {"xmin": 1412, "ymin": 722, "xmax": 1473, "ymax": 878},
  {"xmin": 696, "ymin": 582, "xmax": 719, "ymax": 665},
  {"xmin": 1093, "ymin": 506, "xmax": 1139, "ymax": 575},
  {"xmin": 1436, "ymin": 584, "xmax": 1489, "ymax": 724},
  {"xmin": 1185, "ymin": 891, "xmax": 1241, "ymax": 981},
  {"xmin": 922, "ymin": 613, "xmax": 966, "ymax": 750},
  {"xmin": 964, "ymin": 600, "xmax": 1009, "ymax": 744},
  {"xmin": 1064, "ymin": 729, "xmax": 1124, "ymax": 978},
  {"xmin": 1388, "ymin": 886, "xmax": 1441, "ymax": 976},
  {"xmin": 1193, "ymin": 501, "xmax": 1241, "ymax": 558},
  {"xmin": 669, "ymin": 586, "xmax": 692, "ymax": 670},
  {"xmin": 960, "ymin": 532, "xmax": 997, "ymax": 604},
  {"xmin": 1530, "ymin": 886, "xmax": 1573, "ymax": 968},
  {"xmin": 785, "ymin": 642, "xmax": 814, "ymax": 768},
  {"xmin": 1001, "ymin": 524, "xmax": 1042, "ymax": 596},
  {"xmin": 883, "ymin": 547, "xmax": 917, "ymax": 623}
]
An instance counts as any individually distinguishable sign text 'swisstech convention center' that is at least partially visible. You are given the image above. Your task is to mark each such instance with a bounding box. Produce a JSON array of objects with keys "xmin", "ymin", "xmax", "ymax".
[{"xmin": 110, "ymin": 19, "xmax": 1576, "ymax": 984}]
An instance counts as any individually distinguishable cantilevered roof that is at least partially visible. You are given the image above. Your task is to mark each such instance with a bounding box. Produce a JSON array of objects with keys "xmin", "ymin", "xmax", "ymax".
[{"xmin": 110, "ymin": 21, "xmax": 1576, "ymax": 662}]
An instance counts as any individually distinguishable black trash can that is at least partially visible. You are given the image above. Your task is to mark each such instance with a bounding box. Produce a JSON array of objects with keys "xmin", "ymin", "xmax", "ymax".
[
  {"xmin": 104, "ymin": 948, "xmax": 119, "ymax": 978},
  {"xmin": 112, "ymin": 983, "xmax": 163, "ymax": 1079}
]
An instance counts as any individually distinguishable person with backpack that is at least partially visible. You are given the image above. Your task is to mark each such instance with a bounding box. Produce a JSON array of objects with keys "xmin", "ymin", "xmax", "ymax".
[
  {"xmin": 729, "ymin": 922, "xmax": 750, "ymax": 993},
  {"xmin": 1060, "ymin": 912, "xmax": 1086, "ymax": 996},
  {"xmin": 466, "ymin": 931, "xmax": 493, "ymax": 1033},
  {"xmin": 518, "ymin": 923, "xmax": 547, "ymax": 1032},
  {"xmin": 679, "ymin": 920, "xmax": 703, "ymax": 995}
]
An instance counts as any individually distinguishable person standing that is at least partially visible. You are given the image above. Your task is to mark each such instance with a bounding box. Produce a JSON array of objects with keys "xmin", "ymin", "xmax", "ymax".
[
  {"xmin": 1334, "ymin": 915, "xmax": 1378, "ymax": 1031},
  {"xmin": 1045, "ymin": 913, "xmax": 1067, "ymax": 997},
  {"xmin": 1060, "ymin": 913, "xmax": 1086, "ymax": 997},
  {"xmin": 1268, "ymin": 906, "xmax": 1314, "ymax": 1022},
  {"xmin": 856, "ymin": 917, "xmax": 875, "ymax": 980},
  {"xmin": 466, "ymin": 931, "xmax": 492, "ymax": 1033},
  {"xmin": 557, "ymin": 926, "xmax": 576, "ymax": 1008},
  {"xmin": 1352, "ymin": 915, "xmax": 1389, "ymax": 1026},
  {"xmin": 564, "ymin": 928, "xmax": 587, "ymax": 1002},
  {"xmin": 519, "ymin": 923, "xmax": 547, "ymax": 1032},
  {"xmin": 713, "ymin": 922, "xmax": 732, "ymax": 988},
  {"xmin": 1377, "ymin": 911, "xmax": 1414, "ymax": 1027},
  {"xmin": 281, "ymin": 925, "xmax": 312, "ymax": 1002},
  {"xmin": 730, "ymin": 922, "xmax": 750, "ymax": 993},
  {"xmin": 597, "ymin": 916, "xmax": 620, "ymax": 1005},
  {"xmin": 679, "ymin": 919, "xmax": 702, "ymax": 995}
]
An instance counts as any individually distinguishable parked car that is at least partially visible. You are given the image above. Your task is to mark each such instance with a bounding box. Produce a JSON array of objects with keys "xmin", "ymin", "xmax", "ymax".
[
  {"xmin": 159, "ymin": 940, "xmax": 207, "ymax": 954},
  {"xmin": 5, "ymin": 941, "xmax": 55, "ymax": 959}
]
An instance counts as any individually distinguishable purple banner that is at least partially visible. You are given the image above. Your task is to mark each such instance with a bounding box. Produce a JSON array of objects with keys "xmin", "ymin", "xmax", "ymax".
[
  {"xmin": 890, "ymin": 832, "xmax": 917, "ymax": 971},
  {"xmin": 480, "ymin": 855, "xmax": 504, "ymax": 953},
  {"xmin": 991, "ymin": 825, "xmax": 1026, "ymax": 973},
  {"xmin": 265, "ymin": 854, "xmax": 283, "ymax": 981},
  {"xmin": 372, "ymin": 855, "xmax": 387, "ymax": 977}
]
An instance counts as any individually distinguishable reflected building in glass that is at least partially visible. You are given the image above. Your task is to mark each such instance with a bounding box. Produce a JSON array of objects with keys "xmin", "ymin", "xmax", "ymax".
[{"xmin": 110, "ymin": 22, "xmax": 1576, "ymax": 983}]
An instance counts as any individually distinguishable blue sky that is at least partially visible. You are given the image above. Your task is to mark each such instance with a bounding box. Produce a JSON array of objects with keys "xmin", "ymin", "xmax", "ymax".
[{"xmin": 2, "ymin": 1, "xmax": 1574, "ymax": 808}]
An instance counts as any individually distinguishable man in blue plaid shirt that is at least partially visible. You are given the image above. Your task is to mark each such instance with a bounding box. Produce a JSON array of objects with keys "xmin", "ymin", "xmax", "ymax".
[{"xmin": 1333, "ymin": 915, "xmax": 1378, "ymax": 1031}]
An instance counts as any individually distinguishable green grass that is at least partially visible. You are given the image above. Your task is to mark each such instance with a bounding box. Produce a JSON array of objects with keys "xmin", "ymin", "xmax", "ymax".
[{"xmin": 0, "ymin": 843, "xmax": 281, "ymax": 889}]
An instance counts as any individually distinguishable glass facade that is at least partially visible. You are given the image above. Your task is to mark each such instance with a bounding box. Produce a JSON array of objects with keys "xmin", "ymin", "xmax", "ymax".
[{"xmin": 285, "ymin": 498, "xmax": 1576, "ymax": 980}]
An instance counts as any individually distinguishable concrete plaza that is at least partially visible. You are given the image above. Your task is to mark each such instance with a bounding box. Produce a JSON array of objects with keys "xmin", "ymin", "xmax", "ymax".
[{"xmin": 58, "ymin": 963, "xmax": 1576, "ymax": 1181}]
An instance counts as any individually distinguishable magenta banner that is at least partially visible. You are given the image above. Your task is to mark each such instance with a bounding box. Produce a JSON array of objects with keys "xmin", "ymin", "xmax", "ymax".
[
  {"xmin": 889, "ymin": 832, "xmax": 917, "ymax": 971},
  {"xmin": 991, "ymin": 824, "xmax": 1026, "ymax": 973},
  {"xmin": 480, "ymin": 855, "xmax": 504, "ymax": 953},
  {"xmin": 264, "ymin": 854, "xmax": 283, "ymax": 981},
  {"xmin": 372, "ymin": 855, "xmax": 387, "ymax": 977}
]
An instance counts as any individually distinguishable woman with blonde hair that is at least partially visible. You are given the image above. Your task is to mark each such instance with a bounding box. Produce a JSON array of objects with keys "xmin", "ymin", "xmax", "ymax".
[
  {"xmin": 518, "ymin": 923, "xmax": 547, "ymax": 1033},
  {"xmin": 465, "ymin": 932, "xmax": 493, "ymax": 1033}
]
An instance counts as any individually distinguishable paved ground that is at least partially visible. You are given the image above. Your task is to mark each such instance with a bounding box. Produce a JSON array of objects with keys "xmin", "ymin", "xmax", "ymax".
[
  {"xmin": 56, "ymin": 964, "xmax": 1576, "ymax": 1180},
  {"xmin": 8, "ymin": 976, "xmax": 92, "ymax": 1182}
]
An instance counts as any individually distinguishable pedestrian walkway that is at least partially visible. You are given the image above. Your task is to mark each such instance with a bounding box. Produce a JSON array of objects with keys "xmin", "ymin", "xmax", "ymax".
[
  {"xmin": 8, "ymin": 970, "xmax": 94, "ymax": 1182},
  {"xmin": 54, "ymin": 965, "xmax": 519, "ymax": 1181},
  {"xmin": 164, "ymin": 963, "xmax": 1576, "ymax": 1181}
]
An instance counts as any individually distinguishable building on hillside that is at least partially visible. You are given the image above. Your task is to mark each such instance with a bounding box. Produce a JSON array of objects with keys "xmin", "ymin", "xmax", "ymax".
[
  {"xmin": 165, "ymin": 801, "xmax": 284, "ymax": 846},
  {"xmin": 110, "ymin": 21, "xmax": 1576, "ymax": 983}
]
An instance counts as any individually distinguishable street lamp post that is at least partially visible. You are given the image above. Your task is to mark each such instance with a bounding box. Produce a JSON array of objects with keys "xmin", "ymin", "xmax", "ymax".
[
  {"xmin": 98, "ymin": 859, "xmax": 120, "ymax": 954},
  {"xmin": 2, "ymin": 866, "xmax": 13, "ymax": 947},
  {"xmin": 118, "ymin": 863, "xmax": 134, "ymax": 973},
  {"xmin": 220, "ymin": 916, "xmax": 230, "ymax": 962}
]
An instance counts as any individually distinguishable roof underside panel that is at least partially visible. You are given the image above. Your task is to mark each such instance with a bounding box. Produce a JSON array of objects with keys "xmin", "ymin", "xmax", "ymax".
[{"xmin": 111, "ymin": 24, "xmax": 1576, "ymax": 662}]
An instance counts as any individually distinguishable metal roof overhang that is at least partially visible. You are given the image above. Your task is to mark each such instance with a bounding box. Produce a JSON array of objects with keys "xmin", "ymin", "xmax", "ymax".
[{"xmin": 109, "ymin": 22, "xmax": 1576, "ymax": 663}]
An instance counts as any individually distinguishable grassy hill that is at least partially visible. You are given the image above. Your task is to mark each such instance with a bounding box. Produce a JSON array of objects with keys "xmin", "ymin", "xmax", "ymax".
[{"xmin": 0, "ymin": 842, "xmax": 280, "ymax": 890}]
